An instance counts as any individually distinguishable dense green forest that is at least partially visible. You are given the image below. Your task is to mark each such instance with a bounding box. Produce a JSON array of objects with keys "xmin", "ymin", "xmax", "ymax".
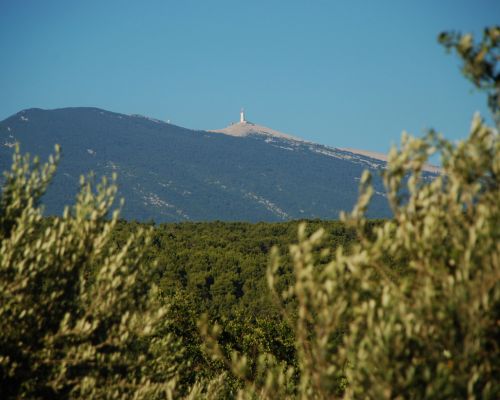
[
  {"xmin": 0, "ymin": 26, "xmax": 499, "ymax": 399},
  {"xmin": 80, "ymin": 219, "xmax": 371, "ymax": 395},
  {"xmin": 112, "ymin": 220, "xmax": 362, "ymax": 317}
]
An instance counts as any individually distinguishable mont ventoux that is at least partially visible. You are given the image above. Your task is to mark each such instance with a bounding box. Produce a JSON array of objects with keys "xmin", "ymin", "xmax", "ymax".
[{"xmin": 0, "ymin": 107, "xmax": 438, "ymax": 222}]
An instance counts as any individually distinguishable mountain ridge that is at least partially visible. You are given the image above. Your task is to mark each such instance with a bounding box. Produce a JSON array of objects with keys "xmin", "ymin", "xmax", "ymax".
[{"xmin": 0, "ymin": 107, "xmax": 435, "ymax": 222}]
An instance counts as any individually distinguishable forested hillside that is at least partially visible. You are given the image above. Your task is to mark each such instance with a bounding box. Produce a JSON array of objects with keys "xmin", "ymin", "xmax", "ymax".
[{"xmin": 0, "ymin": 106, "xmax": 396, "ymax": 221}]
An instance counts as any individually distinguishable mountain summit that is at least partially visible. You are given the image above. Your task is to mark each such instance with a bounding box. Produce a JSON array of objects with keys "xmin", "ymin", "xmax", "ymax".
[
  {"xmin": 0, "ymin": 107, "xmax": 437, "ymax": 222},
  {"xmin": 210, "ymin": 109, "xmax": 302, "ymax": 141}
]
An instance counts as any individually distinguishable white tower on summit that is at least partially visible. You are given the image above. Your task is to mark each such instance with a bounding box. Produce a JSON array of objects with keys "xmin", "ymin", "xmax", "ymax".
[{"xmin": 240, "ymin": 108, "xmax": 246, "ymax": 123}]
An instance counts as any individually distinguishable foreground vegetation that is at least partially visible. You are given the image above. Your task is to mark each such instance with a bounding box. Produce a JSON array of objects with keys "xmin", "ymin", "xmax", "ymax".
[{"xmin": 1, "ymin": 27, "xmax": 499, "ymax": 399}]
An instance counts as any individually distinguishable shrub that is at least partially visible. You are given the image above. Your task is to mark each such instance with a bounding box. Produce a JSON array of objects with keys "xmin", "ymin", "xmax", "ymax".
[
  {"xmin": 200, "ymin": 28, "xmax": 500, "ymax": 398},
  {"xmin": 0, "ymin": 146, "xmax": 185, "ymax": 399}
]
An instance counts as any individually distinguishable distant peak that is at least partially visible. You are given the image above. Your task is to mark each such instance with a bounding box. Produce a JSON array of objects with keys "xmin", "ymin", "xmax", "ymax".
[{"xmin": 209, "ymin": 110, "xmax": 303, "ymax": 141}]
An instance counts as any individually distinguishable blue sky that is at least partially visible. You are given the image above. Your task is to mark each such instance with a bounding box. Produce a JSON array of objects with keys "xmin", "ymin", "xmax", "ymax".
[{"xmin": 0, "ymin": 0, "xmax": 498, "ymax": 152}]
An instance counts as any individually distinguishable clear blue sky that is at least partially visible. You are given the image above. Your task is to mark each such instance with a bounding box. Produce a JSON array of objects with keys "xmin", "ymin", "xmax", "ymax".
[{"xmin": 1, "ymin": 0, "xmax": 498, "ymax": 152}]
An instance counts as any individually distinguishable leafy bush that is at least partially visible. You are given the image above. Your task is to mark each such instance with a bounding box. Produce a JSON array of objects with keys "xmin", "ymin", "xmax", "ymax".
[
  {"xmin": 200, "ymin": 29, "xmax": 500, "ymax": 398},
  {"xmin": 0, "ymin": 146, "xmax": 186, "ymax": 399},
  {"xmin": 439, "ymin": 26, "xmax": 499, "ymax": 125}
]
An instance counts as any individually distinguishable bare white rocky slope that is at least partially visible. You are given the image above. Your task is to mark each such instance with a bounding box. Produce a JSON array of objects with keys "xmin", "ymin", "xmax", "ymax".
[
  {"xmin": 211, "ymin": 119, "xmax": 440, "ymax": 174},
  {"xmin": 210, "ymin": 120, "xmax": 303, "ymax": 141},
  {"xmin": 339, "ymin": 148, "xmax": 441, "ymax": 174}
]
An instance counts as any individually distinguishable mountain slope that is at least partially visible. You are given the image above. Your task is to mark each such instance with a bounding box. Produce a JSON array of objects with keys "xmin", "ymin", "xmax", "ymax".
[
  {"xmin": 210, "ymin": 119, "xmax": 302, "ymax": 141},
  {"xmin": 0, "ymin": 107, "xmax": 423, "ymax": 221}
]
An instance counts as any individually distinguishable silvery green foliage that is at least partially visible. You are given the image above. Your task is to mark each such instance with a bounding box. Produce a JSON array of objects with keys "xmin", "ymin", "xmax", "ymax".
[
  {"xmin": 201, "ymin": 114, "xmax": 499, "ymax": 399},
  {"xmin": 439, "ymin": 26, "xmax": 499, "ymax": 126},
  {"xmin": 0, "ymin": 145, "xmax": 184, "ymax": 399},
  {"xmin": 338, "ymin": 114, "xmax": 499, "ymax": 399}
]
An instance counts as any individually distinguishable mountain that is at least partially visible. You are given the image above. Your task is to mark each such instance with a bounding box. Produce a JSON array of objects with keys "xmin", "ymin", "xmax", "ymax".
[{"xmin": 0, "ymin": 107, "xmax": 433, "ymax": 222}]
